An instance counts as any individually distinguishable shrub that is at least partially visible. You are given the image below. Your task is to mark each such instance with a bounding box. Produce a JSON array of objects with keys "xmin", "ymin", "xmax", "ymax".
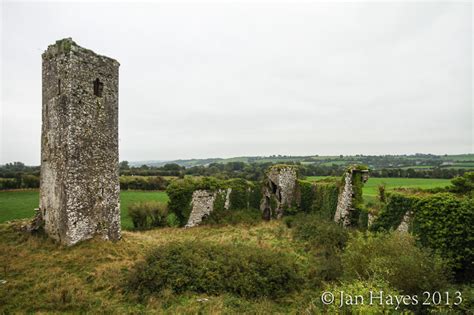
[
  {"xmin": 342, "ymin": 231, "xmax": 451, "ymax": 295},
  {"xmin": 292, "ymin": 214, "xmax": 349, "ymax": 251},
  {"xmin": 128, "ymin": 201, "xmax": 168, "ymax": 230},
  {"xmin": 165, "ymin": 213, "xmax": 180, "ymax": 227},
  {"xmin": 450, "ymin": 171, "xmax": 474, "ymax": 194},
  {"xmin": 291, "ymin": 214, "xmax": 349, "ymax": 282},
  {"xmin": 126, "ymin": 241, "xmax": 303, "ymax": 299},
  {"xmin": 413, "ymin": 193, "xmax": 473, "ymax": 281}
]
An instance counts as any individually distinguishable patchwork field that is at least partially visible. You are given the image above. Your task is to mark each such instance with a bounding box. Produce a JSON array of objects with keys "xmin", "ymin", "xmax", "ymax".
[{"xmin": 0, "ymin": 190, "xmax": 168, "ymax": 229}]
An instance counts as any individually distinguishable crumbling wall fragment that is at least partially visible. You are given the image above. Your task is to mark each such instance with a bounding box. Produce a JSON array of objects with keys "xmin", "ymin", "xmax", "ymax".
[
  {"xmin": 396, "ymin": 211, "xmax": 412, "ymax": 233},
  {"xmin": 260, "ymin": 165, "xmax": 298, "ymax": 219},
  {"xmin": 185, "ymin": 188, "xmax": 231, "ymax": 228},
  {"xmin": 334, "ymin": 166, "xmax": 369, "ymax": 227}
]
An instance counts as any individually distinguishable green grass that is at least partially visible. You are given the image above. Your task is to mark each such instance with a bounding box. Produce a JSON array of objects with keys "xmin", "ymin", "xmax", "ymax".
[
  {"xmin": 306, "ymin": 176, "xmax": 451, "ymax": 203},
  {"xmin": 361, "ymin": 177, "xmax": 450, "ymax": 202},
  {"xmin": 0, "ymin": 190, "xmax": 168, "ymax": 230}
]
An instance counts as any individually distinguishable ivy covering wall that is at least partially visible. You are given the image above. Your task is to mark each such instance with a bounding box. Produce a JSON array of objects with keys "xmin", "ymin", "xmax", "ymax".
[
  {"xmin": 370, "ymin": 191, "xmax": 473, "ymax": 280},
  {"xmin": 166, "ymin": 177, "xmax": 261, "ymax": 226}
]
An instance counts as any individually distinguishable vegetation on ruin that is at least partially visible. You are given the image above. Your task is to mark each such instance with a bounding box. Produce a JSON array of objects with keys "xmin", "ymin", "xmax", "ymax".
[
  {"xmin": 166, "ymin": 177, "xmax": 260, "ymax": 226},
  {"xmin": 370, "ymin": 172, "xmax": 474, "ymax": 281},
  {"xmin": 2, "ymin": 217, "xmax": 471, "ymax": 314}
]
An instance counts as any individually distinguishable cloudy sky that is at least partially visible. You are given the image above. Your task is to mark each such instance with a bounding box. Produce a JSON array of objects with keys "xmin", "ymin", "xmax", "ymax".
[{"xmin": 1, "ymin": 1, "xmax": 472, "ymax": 165}]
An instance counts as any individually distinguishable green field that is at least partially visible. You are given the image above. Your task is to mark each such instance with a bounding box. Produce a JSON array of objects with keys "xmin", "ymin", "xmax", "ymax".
[
  {"xmin": 0, "ymin": 190, "xmax": 168, "ymax": 229},
  {"xmin": 306, "ymin": 176, "xmax": 451, "ymax": 202}
]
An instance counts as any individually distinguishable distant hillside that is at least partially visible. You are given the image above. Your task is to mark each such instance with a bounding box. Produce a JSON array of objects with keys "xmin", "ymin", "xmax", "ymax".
[{"xmin": 129, "ymin": 154, "xmax": 474, "ymax": 170}]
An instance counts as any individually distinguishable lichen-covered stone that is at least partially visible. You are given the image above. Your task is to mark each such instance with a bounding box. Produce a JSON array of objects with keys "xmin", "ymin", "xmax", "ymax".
[
  {"xmin": 334, "ymin": 166, "xmax": 369, "ymax": 227},
  {"xmin": 396, "ymin": 211, "xmax": 412, "ymax": 232},
  {"xmin": 39, "ymin": 38, "xmax": 121, "ymax": 246},
  {"xmin": 185, "ymin": 189, "xmax": 231, "ymax": 227},
  {"xmin": 334, "ymin": 171, "xmax": 353, "ymax": 226},
  {"xmin": 260, "ymin": 165, "xmax": 298, "ymax": 219}
]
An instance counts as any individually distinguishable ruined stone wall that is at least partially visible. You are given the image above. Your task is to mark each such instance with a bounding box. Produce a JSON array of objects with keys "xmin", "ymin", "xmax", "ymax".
[
  {"xmin": 260, "ymin": 165, "xmax": 298, "ymax": 219},
  {"xmin": 334, "ymin": 167, "xmax": 369, "ymax": 227},
  {"xmin": 185, "ymin": 189, "xmax": 231, "ymax": 228},
  {"xmin": 40, "ymin": 38, "xmax": 121, "ymax": 245},
  {"xmin": 396, "ymin": 211, "xmax": 412, "ymax": 232},
  {"xmin": 333, "ymin": 172, "xmax": 353, "ymax": 227}
]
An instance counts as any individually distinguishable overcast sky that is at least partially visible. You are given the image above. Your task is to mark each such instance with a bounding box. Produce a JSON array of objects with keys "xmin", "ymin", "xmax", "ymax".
[{"xmin": 1, "ymin": 1, "xmax": 472, "ymax": 165}]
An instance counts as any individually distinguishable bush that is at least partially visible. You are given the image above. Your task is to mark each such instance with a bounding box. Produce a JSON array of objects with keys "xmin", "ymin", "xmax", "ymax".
[
  {"xmin": 126, "ymin": 241, "xmax": 303, "ymax": 299},
  {"xmin": 292, "ymin": 214, "xmax": 349, "ymax": 251},
  {"xmin": 370, "ymin": 193, "xmax": 418, "ymax": 232},
  {"xmin": 342, "ymin": 231, "xmax": 451, "ymax": 295},
  {"xmin": 413, "ymin": 193, "xmax": 474, "ymax": 281},
  {"xmin": 128, "ymin": 201, "xmax": 169, "ymax": 230},
  {"xmin": 202, "ymin": 208, "xmax": 261, "ymax": 226},
  {"xmin": 291, "ymin": 214, "xmax": 349, "ymax": 282},
  {"xmin": 165, "ymin": 213, "xmax": 180, "ymax": 227}
]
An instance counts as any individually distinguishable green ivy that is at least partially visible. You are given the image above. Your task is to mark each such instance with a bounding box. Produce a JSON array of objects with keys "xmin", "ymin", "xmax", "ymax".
[
  {"xmin": 297, "ymin": 180, "xmax": 315, "ymax": 213},
  {"xmin": 227, "ymin": 178, "xmax": 249, "ymax": 210},
  {"xmin": 312, "ymin": 182, "xmax": 340, "ymax": 220},
  {"xmin": 370, "ymin": 193, "xmax": 419, "ymax": 232},
  {"xmin": 166, "ymin": 177, "xmax": 260, "ymax": 226},
  {"xmin": 413, "ymin": 193, "xmax": 473, "ymax": 280}
]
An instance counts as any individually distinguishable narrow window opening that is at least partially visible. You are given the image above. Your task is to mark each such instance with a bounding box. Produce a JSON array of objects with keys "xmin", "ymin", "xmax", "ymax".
[
  {"xmin": 93, "ymin": 78, "xmax": 104, "ymax": 97},
  {"xmin": 57, "ymin": 79, "xmax": 61, "ymax": 95}
]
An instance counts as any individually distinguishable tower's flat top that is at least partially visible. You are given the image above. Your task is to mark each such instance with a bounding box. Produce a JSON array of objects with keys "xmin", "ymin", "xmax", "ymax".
[{"xmin": 42, "ymin": 38, "xmax": 119, "ymax": 65}]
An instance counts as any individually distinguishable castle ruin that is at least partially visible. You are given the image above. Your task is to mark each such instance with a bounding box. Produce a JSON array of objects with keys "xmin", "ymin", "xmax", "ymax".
[{"xmin": 39, "ymin": 38, "xmax": 121, "ymax": 245}]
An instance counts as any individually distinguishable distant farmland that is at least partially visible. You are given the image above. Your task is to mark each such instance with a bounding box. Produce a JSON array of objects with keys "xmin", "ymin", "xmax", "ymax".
[
  {"xmin": 0, "ymin": 190, "xmax": 168, "ymax": 229},
  {"xmin": 306, "ymin": 176, "xmax": 451, "ymax": 202},
  {"xmin": 0, "ymin": 177, "xmax": 452, "ymax": 226}
]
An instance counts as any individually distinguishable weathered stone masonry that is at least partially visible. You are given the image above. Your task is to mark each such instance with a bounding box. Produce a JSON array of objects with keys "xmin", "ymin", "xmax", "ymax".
[
  {"xmin": 334, "ymin": 167, "xmax": 369, "ymax": 227},
  {"xmin": 185, "ymin": 189, "xmax": 231, "ymax": 228},
  {"xmin": 260, "ymin": 166, "xmax": 298, "ymax": 219},
  {"xmin": 39, "ymin": 38, "xmax": 121, "ymax": 245}
]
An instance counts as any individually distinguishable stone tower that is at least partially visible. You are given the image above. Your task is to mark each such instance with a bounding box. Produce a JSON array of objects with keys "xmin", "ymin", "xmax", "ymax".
[{"xmin": 40, "ymin": 38, "xmax": 121, "ymax": 245}]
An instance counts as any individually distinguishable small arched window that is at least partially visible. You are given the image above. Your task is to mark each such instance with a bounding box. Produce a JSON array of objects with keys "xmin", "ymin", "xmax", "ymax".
[{"xmin": 93, "ymin": 78, "xmax": 104, "ymax": 97}]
